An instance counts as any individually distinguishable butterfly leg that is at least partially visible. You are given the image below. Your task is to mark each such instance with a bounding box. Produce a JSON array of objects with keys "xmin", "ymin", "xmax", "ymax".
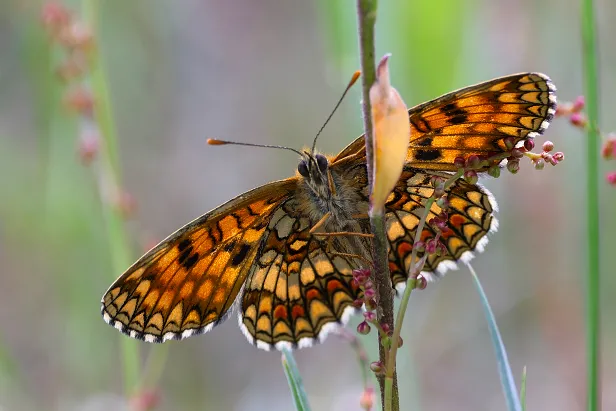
[
  {"xmin": 326, "ymin": 250, "xmax": 372, "ymax": 266},
  {"xmin": 309, "ymin": 213, "xmax": 373, "ymax": 239},
  {"xmin": 309, "ymin": 212, "xmax": 332, "ymax": 235},
  {"xmin": 308, "ymin": 217, "xmax": 372, "ymax": 265}
]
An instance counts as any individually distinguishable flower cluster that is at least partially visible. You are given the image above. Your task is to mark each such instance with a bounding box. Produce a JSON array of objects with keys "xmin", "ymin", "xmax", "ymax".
[
  {"xmin": 557, "ymin": 95, "xmax": 616, "ymax": 186},
  {"xmin": 603, "ymin": 135, "xmax": 616, "ymax": 185},
  {"xmin": 556, "ymin": 95, "xmax": 587, "ymax": 127},
  {"xmin": 452, "ymin": 133, "xmax": 564, "ymax": 184},
  {"xmin": 352, "ymin": 268, "xmax": 403, "ymax": 350},
  {"xmin": 41, "ymin": 2, "xmax": 136, "ymax": 216},
  {"xmin": 42, "ymin": 2, "xmax": 97, "ymax": 163}
]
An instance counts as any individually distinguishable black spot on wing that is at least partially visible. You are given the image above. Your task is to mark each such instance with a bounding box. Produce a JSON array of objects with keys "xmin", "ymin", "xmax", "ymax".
[
  {"xmin": 415, "ymin": 149, "xmax": 442, "ymax": 161},
  {"xmin": 232, "ymin": 243, "xmax": 252, "ymax": 266},
  {"xmin": 448, "ymin": 113, "xmax": 468, "ymax": 125},
  {"xmin": 441, "ymin": 103, "xmax": 457, "ymax": 112},
  {"xmin": 178, "ymin": 239, "xmax": 192, "ymax": 252},
  {"xmin": 178, "ymin": 245, "xmax": 199, "ymax": 269}
]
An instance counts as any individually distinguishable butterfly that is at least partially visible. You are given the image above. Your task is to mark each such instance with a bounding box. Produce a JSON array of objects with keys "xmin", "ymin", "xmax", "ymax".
[{"xmin": 102, "ymin": 73, "xmax": 556, "ymax": 351}]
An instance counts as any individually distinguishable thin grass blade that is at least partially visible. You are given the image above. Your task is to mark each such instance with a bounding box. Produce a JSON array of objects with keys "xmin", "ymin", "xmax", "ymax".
[
  {"xmin": 467, "ymin": 263, "xmax": 521, "ymax": 411},
  {"xmin": 281, "ymin": 348, "xmax": 312, "ymax": 411}
]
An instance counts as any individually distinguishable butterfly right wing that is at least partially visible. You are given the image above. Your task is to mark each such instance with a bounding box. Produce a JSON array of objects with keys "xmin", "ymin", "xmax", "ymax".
[
  {"xmin": 101, "ymin": 178, "xmax": 297, "ymax": 343},
  {"xmin": 404, "ymin": 72, "xmax": 555, "ymax": 171},
  {"xmin": 385, "ymin": 167, "xmax": 497, "ymax": 290},
  {"xmin": 333, "ymin": 72, "xmax": 556, "ymax": 171}
]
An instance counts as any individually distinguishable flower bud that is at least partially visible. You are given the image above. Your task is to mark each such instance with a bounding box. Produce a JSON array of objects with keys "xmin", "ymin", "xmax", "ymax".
[
  {"xmin": 524, "ymin": 138, "xmax": 535, "ymax": 151},
  {"xmin": 357, "ymin": 321, "xmax": 371, "ymax": 335},
  {"xmin": 572, "ymin": 95, "xmax": 585, "ymax": 112},
  {"xmin": 453, "ymin": 156, "xmax": 466, "ymax": 169},
  {"xmin": 464, "ymin": 170, "xmax": 478, "ymax": 185},
  {"xmin": 488, "ymin": 165, "xmax": 501, "ymax": 178},
  {"xmin": 466, "ymin": 155, "xmax": 481, "ymax": 170},
  {"xmin": 570, "ymin": 112, "xmax": 587, "ymax": 127},
  {"xmin": 416, "ymin": 274, "xmax": 427, "ymax": 290},
  {"xmin": 506, "ymin": 159, "xmax": 520, "ymax": 174},
  {"xmin": 370, "ymin": 361, "xmax": 384, "ymax": 374},
  {"xmin": 542, "ymin": 140, "xmax": 554, "ymax": 152},
  {"xmin": 363, "ymin": 311, "xmax": 376, "ymax": 322}
]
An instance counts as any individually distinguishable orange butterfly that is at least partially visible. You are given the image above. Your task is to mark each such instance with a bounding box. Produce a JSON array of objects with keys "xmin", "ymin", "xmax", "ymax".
[{"xmin": 102, "ymin": 73, "xmax": 556, "ymax": 350}]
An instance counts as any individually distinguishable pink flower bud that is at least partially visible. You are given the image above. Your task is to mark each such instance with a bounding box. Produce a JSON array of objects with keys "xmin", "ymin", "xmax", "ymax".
[
  {"xmin": 542, "ymin": 141, "xmax": 554, "ymax": 152},
  {"xmin": 572, "ymin": 95, "xmax": 585, "ymax": 112},
  {"xmin": 357, "ymin": 321, "xmax": 371, "ymax": 335},
  {"xmin": 570, "ymin": 112, "xmax": 587, "ymax": 127},
  {"xmin": 524, "ymin": 138, "xmax": 535, "ymax": 151}
]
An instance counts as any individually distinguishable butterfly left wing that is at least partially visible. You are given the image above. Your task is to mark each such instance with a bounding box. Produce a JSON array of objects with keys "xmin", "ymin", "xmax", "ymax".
[
  {"xmin": 385, "ymin": 167, "xmax": 497, "ymax": 290},
  {"xmin": 101, "ymin": 178, "xmax": 297, "ymax": 343},
  {"xmin": 239, "ymin": 200, "xmax": 362, "ymax": 350}
]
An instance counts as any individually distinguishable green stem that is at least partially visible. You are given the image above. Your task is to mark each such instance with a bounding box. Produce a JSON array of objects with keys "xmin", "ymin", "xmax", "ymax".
[
  {"xmin": 138, "ymin": 345, "xmax": 170, "ymax": 393},
  {"xmin": 581, "ymin": 0, "xmax": 601, "ymax": 410},
  {"xmin": 520, "ymin": 366, "xmax": 527, "ymax": 411},
  {"xmin": 82, "ymin": 0, "xmax": 141, "ymax": 394},
  {"xmin": 356, "ymin": 1, "xmax": 399, "ymax": 410},
  {"xmin": 281, "ymin": 348, "xmax": 312, "ymax": 411}
]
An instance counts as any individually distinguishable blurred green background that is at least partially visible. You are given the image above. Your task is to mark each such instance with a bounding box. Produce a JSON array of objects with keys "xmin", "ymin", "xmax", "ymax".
[{"xmin": 1, "ymin": 0, "xmax": 615, "ymax": 410}]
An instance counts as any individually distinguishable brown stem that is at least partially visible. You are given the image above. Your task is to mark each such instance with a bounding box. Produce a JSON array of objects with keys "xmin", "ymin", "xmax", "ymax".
[{"xmin": 356, "ymin": 1, "xmax": 399, "ymax": 410}]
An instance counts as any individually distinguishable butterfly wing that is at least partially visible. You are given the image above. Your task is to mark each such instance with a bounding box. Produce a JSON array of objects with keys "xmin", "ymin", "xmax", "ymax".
[
  {"xmin": 385, "ymin": 167, "xmax": 497, "ymax": 291},
  {"xmin": 239, "ymin": 198, "xmax": 362, "ymax": 350},
  {"xmin": 333, "ymin": 72, "xmax": 556, "ymax": 169},
  {"xmin": 101, "ymin": 178, "xmax": 297, "ymax": 343}
]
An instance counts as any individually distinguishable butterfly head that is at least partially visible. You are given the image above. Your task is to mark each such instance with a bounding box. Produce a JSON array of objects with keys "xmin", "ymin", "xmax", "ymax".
[{"xmin": 297, "ymin": 151, "xmax": 335, "ymax": 198}]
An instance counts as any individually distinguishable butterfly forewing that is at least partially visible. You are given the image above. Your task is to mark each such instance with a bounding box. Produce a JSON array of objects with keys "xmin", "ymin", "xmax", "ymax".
[
  {"xmin": 333, "ymin": 72, "xmax": 556, "ymax": 170},
  {"xmin": 101, "ymin": 179, "xmax": 296, "ymax": 343}
]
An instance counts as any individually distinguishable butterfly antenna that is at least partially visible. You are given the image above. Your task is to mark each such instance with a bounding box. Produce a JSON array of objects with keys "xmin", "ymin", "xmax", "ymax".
[
  {"xmin": 207, "ymin": 138, "xmax": 305, "ymax": 157},
  {"xmin": 310, "ymin": 70, "xmax": 361, "ymax": 155}
]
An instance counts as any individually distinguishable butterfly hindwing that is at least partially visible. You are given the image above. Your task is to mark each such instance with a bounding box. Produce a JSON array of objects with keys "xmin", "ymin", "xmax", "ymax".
[
  {"xmin": 101, "ymin": 179, "xmax": 296, "ymax": 343},
  {"xmin": 385, "ymin": 168, "xmax": 497, "ymax": 290},
  {"xmin": 239, "ymin": 199, "xmax": 362, "ymax": 350}
]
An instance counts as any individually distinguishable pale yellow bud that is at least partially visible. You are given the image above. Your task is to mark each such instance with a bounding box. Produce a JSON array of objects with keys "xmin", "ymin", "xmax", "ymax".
[{"xmin": 369, "ymin": 54, "xmax": 410, "ymax": 213}]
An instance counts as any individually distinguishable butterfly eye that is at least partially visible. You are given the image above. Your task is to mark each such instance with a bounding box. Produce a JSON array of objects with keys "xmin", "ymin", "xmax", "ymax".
[
  {"xmin": 315, "ymin": 154, "xmax": 328, "ymax": 173},
  {"xmin": 297, "ymin": 160, "xmax": 309, "ymax": 177}
]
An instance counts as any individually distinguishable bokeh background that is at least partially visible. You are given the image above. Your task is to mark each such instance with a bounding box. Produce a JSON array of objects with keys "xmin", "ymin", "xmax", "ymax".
[{"xmin": 1, "ymin": 0, "xmax": 616, "ymax": 410}]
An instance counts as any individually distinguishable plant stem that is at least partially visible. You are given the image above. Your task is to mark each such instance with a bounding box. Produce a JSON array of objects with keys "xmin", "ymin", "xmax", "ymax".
[
  {"xmin": 581, "ymin": 0, "xmax": 601, "ymax": 409},
  {"xmin": 82, "ymin": 0, "xmax": 141, "ymax": 394},
  {"xmin": 520, "ymin": 366, "xmax": 527, "ymax": 411},
  {"xmin": 356, "ymin": 1, "xmax": 399, "ymax": 410}
]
